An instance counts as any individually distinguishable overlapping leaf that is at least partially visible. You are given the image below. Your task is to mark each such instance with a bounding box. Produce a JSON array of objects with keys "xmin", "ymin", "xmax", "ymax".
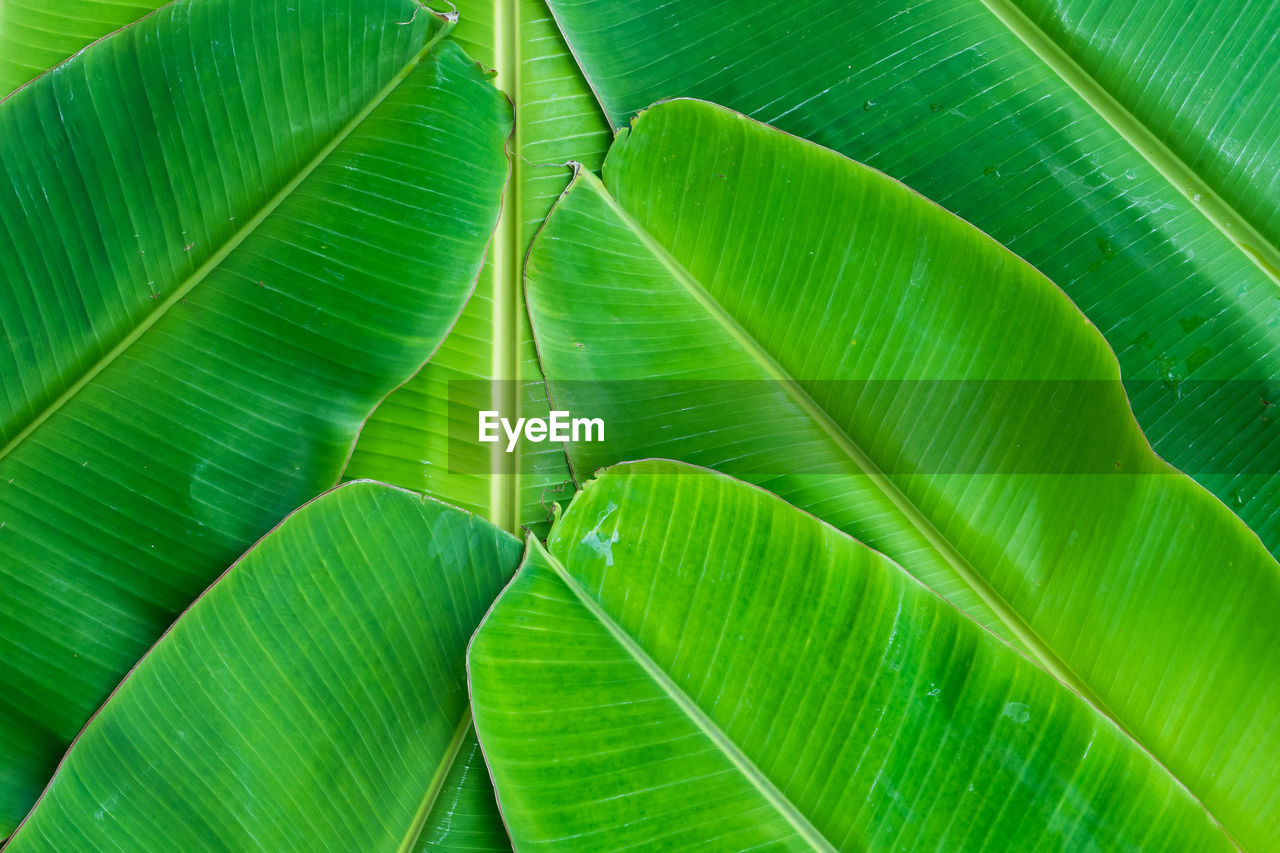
[
  {"xmin": 7, "ymin": 482, "xmax": 522, "ymax": 851},
  {"xmin": 470, "ymin": 461, "xmax": 1232, "ymax": 851},
  {"xmin": 0, "ymin": 0, "xmax": 163, "ymax": 95},
  {"xmin": 0, "ymin": 0, "xmax": 510, "ymax": 831},
  {"xmin": 524, "ymin": 98, "xmax": 1280, "ymax": 848},
  {"xmin": 545, "ymin": 0, "xmax": 1280, "ymax": 557},
  {"xmin": 339, "ymin": 10, "xmax": 611, "ymax": 834},
  {"xmin": 345, "ymin": 0, "xmax": 612, "ymax": 534}
]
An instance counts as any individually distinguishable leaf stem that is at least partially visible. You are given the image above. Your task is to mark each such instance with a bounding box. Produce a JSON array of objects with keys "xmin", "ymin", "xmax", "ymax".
[{"xmin": 489, "ymin": 0, "xmax": 522, "ymax": 534}]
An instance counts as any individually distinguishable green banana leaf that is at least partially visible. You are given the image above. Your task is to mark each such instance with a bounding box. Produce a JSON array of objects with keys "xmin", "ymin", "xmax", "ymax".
[
  {"xmin": 345, "ymin": 0, "xmax": 611, "ymax": 534},
  {"xmin": 0, "ymin": 0, "xmax": 161, "ymax": 95},
  {"xmin": 338, "ymin": 6, "xmax": 606, "ymax": 843},
  {"xmin": 6, "ymin": 481, "xmax": 523, "ymax": 851},
  {"xmin": 341, "ymin": 8, "xmax": 609, "ymax": 831},
  {"xmin": 544, "ymin": 0, "xmax": 1280, "ymax": 558},
  {"xmin": 469, "ymin": 460, "xmax": 1233, "ymax": 851},
  {"xmin": 523, "ymin": 98, "xmax": 1280, "ymax": 849},
  {"xmin": 412, "ymin": 729, "xmax": 514, "ymax": 852},
  {"xmin": 0, "ymin": 0, "xmax": 510, "ymax": 833}
]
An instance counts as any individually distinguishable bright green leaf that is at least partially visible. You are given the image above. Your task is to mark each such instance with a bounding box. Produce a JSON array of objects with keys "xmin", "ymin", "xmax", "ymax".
[
  {"xmin": 0, "ymin": 0, "xmax": 510, "ymax": 831},
  {"xmin": 470, "ymin": 460, "xmax": 1233, "ymax": 851},
  {"xmin": 524, "ymin": 98, "xmax": 1280, "ymax": 849},
  {"xmin": 545, "ymin": 0, "xmax": 1280, "ymax": 556},
  {"xmin": 6, "ymin": 481, "xmax": 523, "ymax": 851}
]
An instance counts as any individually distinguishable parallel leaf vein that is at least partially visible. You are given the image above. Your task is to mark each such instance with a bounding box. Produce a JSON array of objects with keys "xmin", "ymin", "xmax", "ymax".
[
  {"xmin": 0, "ymin": 18, "xmax": 452, "ymax": 466},
  {"xmin": 399, "ymin": 710, "xmax": 475, "ymax": 853},
  {"xmin": 975, "ymin": 0, "xmax": 1280, "ymax": 290},
  {"xmin": 537, "ymin": 541, "xmax": 837, "ymax": 852},
  {"xmin": 580, "ymin": 169, "xmax": 1113, "ymax": 720}
]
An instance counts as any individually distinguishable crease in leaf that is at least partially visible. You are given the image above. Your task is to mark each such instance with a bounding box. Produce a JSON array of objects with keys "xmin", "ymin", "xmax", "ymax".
[
  {"xmin": 343, "ymin": 0, "xmax": 612, "ymax": 536},
  {"xmin": 400, "ymin": 710, "xmax": 477, "ymax": 853},
  {"xmin": 973, "ymin": 0, "xmax": 1280, "ymax": 289},
  {"xmin": 0, "ymin": 7, "xmax": 456, "ymax": 464}
]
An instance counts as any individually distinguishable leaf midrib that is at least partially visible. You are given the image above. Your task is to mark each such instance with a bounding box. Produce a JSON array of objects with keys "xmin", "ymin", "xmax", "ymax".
[
  {"xmin": 580, "ymin": 169, "xmax": 1114, "ymax": 719},
  {"xmin": 488, "ymin": 0, "xmax": 523, "ymax": 534},
  {"xmin": 398, "ymin": 709, "xmax": 474, "ymax": 853},
  {"xmin": 977, "ymin": 0, "xmax": 1280, "ymax": 290},
  {"xmin": 0, "ymin": 15, "xmax": 452, "ymax": 466},
  {"xmin": 534, "ymin": 539, "xmax": 837, "ymax": 852}
]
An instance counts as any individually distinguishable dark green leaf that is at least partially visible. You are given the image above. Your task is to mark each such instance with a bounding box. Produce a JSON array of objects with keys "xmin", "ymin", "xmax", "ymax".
[
  {"xmin": 0, "ymin": 0, "xmax": 510, "ymax": 830},
  {"xmin": 7, "ymin": 481, "xmax": 522, "ymax": 851}
]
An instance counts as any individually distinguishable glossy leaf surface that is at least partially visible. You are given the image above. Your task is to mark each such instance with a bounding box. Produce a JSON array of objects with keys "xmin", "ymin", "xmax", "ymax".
[
  {"xmin": 470, "ymin": 461, "xmax": 1232, "ymax": 851},
  {"xmin": 524, "ymin": 98, "xmax": 1280, "ymax": 848},
  {"xmin": 545, "ymin": 0, "xmax": 1280, "ymax": 556},
  {"xmin": 345, "ymin": 0, "xmax": 612, "ymax": 534},
  {"xmin": 415, "ymin": 728, "xmax": 513, "ymax": 852},
  {"xmin": 7, "ymin": 482, "xmax": 523, "ymax": 851},
  {"xmin": 0, "ymin": 0, "xmax": 510, "ymax": 831}
]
